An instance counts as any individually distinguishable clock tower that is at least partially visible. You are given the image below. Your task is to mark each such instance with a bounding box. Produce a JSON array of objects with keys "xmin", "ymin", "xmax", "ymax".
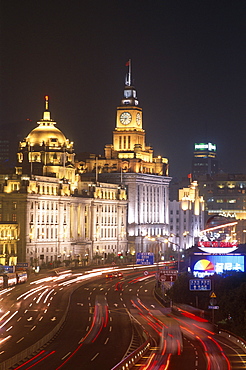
[
  {"xmin": 113, "ymin": 60, "xmax": 145, "ymax": 152},
  {"xmin": 79, "ymin": 62, "xmax": 170, "ymax": 255}
]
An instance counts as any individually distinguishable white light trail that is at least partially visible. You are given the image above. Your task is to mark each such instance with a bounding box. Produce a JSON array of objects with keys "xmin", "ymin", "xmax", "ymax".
[
  {"xmin": 0, "ymin": 311, "xmax": 18, "ymax": 329},
  {"xmin": 43, "ymin": 289, "xmax": 55, "ymax": 304}
]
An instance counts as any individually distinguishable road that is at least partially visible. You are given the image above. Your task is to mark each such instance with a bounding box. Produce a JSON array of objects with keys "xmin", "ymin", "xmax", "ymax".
[{"xmin": 0, "ymin": 266, "xmax": 245, "ymax": 370}]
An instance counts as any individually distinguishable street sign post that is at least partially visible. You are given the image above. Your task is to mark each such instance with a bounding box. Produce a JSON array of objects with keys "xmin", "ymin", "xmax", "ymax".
[
  {"xmin": 209, "ymin": 291, "xmax": 218, "ymax": 324},
  {"xmin": 159, "ymin": 269, "xmax": 177, "ymax": 282}
]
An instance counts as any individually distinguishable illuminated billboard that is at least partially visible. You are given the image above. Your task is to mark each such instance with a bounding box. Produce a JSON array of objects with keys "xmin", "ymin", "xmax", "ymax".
[
  {"xmin": 191, "ymin": 255, "xmax": 244, "ymax": 278},
  {"xmin": 194, "ymin": 142, "xmax": 216, "ymax": 151}
]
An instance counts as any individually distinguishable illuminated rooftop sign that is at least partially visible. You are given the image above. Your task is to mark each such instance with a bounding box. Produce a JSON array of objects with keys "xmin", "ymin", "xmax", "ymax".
[
  {"xmin": 198, "ymin": 241, "xmax": 238, "ymax": 254},
  {"xmin": 194, "ymin": 143, "xmax": 216, "ymax": 152}
]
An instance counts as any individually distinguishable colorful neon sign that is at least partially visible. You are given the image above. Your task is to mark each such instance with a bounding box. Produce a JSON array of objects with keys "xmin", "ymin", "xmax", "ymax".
[
  {"xmin": 198, "ymin": 241, "xmax": 238, "ymax": 248},
  {"xmin": 198, "ymin": 241, "xmax": 238, "ymax": 254},
  {"xmin": 192, "ymin": 255, "xmax": 244, "ymax": 278}
]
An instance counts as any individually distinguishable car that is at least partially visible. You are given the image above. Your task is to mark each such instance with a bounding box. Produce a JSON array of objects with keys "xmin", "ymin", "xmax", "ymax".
[
  {"xmin": 105, "ymin": 273, "xmax": 114, "ymax": 278},
  {"xmin": 106, "ymin": 272, "xmax": 118, "ymax": 278}
]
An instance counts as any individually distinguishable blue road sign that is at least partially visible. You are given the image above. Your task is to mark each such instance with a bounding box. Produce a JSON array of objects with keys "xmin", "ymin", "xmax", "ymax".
[
  {"xmin": 2, "ymin": 265, "xmax": 14, "ymax": 273},
  {"xmin": 136, "ymin": 252, "xmax": 154, "ymax": 265},
  {"xmin": 189, "ymin": 279, "xmax": 211, "ymax": 291},
  {"xmin": 16, "ymin": 263, "xmax": 28, "ymax": 268}
]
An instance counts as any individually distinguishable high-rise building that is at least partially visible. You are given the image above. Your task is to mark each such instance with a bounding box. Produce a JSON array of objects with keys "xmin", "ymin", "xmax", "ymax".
[
  {"xmin": 192, "ymin": 142, "xmax": 218, "ymax": 180},
  {"xmin": 197, "ymin": 173, "xmax": 246, "ymax": 244},
  {"xmin": 0, "ymin": 122, "xmax": 28, "ymax": 172},
  {"xmin": 77, "ymin": 61, "xmax": 171, "ymax": 254}
]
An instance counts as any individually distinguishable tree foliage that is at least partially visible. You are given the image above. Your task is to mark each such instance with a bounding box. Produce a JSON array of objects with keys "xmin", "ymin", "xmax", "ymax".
[{"xmin": 168, "ymin": 271, "xmax": 246, "ymax": 339}]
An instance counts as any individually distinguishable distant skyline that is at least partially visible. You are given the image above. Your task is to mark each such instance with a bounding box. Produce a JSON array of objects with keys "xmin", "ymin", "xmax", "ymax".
[{"xmin": 1, "ymin": 1, "xmax": 245, "ymax": 179}]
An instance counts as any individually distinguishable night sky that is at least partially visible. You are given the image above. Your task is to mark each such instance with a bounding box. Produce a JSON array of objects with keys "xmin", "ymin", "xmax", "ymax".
[{"xmin": 1, "ymin": 1, "xmax": 246, "ymax": 179}]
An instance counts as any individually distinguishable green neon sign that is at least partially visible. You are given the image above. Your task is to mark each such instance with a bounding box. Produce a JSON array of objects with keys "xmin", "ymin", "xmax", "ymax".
[{"xmin": 195, "ymin": 143, "xmax": 216, "ymax": 151}]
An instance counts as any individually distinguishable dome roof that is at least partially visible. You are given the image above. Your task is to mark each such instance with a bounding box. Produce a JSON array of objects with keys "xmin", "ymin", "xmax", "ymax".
[
  {"xmin": 25, "ymin": 96, "xmax": 68, "ymax": 147},
  {"xmin": 26, "ymin": 123, "xmax": 67, "ymax": 146}
]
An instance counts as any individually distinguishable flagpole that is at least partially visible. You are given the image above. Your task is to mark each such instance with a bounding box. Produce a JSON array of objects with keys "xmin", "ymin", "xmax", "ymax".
[
  {"xmin": 125, "ymin": 59, "xmax": 132, "ymax": 86},
  {"xmin": 96, "ymin": 156, "xmax": 98, "ymax": 183},
  {"xmin": 129, "ymin": 59, "xmax": 131, "ymax": 86}
]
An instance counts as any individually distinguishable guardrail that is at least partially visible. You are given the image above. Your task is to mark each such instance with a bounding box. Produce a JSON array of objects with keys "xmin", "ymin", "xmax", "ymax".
[
  {"xmin": 218, "ymin": 329, "xmax": 246, "ymax": 353},
  {"xmin": 111, "ymin": 340, "xmax": 151, "ymax": 370}
]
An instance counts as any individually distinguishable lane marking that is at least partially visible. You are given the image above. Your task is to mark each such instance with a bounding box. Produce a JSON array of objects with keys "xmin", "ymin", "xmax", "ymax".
[
  {"xmin": 62, "ymin": 352, "xmax": 71, "ymax": 360},
  {"xmin": 16, "ymin": 337, "xmax": 24, "ymax": 343},
  {"xmin": 91, "ymin": 353, "xmax": 99, "ymax": 361}
]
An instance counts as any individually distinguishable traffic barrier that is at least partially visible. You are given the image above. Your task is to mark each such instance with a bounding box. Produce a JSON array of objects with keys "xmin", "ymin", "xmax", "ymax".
[
  {"xmin": 218, "ymin": 329, "xmax": 246, "ymax": 353},
  {"xmin": 111, "ymin": 340, "xmax": 150, "ymax": 370}
]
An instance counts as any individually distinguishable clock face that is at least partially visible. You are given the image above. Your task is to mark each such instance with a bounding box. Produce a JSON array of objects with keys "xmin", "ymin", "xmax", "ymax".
[
  {"xmin": 120, "ymin": 112, "xmax": 132, "ymax": 125},
  {"xmin": 136, "ymin": 112, "xmax": 141, "ymax": 126}
]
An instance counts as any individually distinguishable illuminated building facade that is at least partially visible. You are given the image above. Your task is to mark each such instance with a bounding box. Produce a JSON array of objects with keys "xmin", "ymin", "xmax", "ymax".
[
  {"xmin": 192, "ymin": 142, "xmax": 218, "ymax": 180},
  {"xmin": 169, "ymin": 181, "xmax": 205, "ymax": 250},
  {"xmin": 0, "ymin": 98, "xmax": 127, "ymax": 266},
  {"xmin": 77, "ymin": 62, "xmax": 171, "ymax": 254}
]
